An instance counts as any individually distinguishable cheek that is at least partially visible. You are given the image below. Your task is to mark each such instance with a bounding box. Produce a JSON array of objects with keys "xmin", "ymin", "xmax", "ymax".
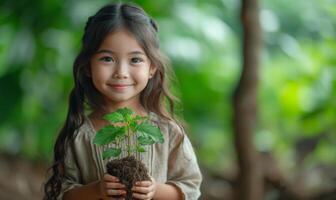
[
  {"xmin": 91, "ymin": 67, "xmax": 110, "ymax": 86},
  {"xmin": 135, "ymin": 70, "xmax": 150, "ymax": 82}
]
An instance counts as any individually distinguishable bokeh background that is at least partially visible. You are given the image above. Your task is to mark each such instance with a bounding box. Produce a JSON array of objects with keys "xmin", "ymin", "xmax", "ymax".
[{"xmin": 0, "ymin": 0, "xmax": 335, "ymax": 199}]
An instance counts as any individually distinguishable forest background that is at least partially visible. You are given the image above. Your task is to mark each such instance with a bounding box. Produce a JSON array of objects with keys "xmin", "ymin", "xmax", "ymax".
[{"xmin": 0, "ymin": 0, "xmax": 335, "ymax": 199}]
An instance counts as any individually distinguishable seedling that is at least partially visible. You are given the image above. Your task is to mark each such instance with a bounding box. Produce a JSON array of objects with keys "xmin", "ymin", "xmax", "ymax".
[
  {"xmin": 92, "ymin": 107, "xmax": 164, "ymax": 200},
  {"xmin": 93, "ymin": 107, "xmax": 164, "ymax": 159}
]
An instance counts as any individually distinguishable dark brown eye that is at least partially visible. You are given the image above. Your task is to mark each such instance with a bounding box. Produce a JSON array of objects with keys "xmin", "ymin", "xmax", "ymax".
[
  {"xmin": 99, "ymin": 56, "xmax": 114, "ymax": 62},
  {"xmin": 131, "ymin": 57, "xmax": 143, "ymax": 63}
]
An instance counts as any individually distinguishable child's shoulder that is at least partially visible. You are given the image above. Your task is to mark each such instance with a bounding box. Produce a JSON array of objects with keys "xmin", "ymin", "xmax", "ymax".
[{"xmin": 72, "ymin": 117, "xmax": 95, "ymax": 141}]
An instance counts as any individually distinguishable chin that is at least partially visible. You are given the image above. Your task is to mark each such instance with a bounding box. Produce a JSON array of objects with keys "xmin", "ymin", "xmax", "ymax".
[{"xmin": 109, "ymin": 95, "xmax": 137, "ymax": 103}]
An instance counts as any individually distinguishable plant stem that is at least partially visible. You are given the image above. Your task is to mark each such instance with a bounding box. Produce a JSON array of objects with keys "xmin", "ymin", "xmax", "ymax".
[
  {"xmin": 117, "ymin": 138, "xmax": 119, "ymax": 156},
  {"xmin": 127, "ymin": 124, "xmax": 131, "ymax": 157},
  {"xmin": 136, "ymin": 132, "xmax": 139, "ymax": 159}
]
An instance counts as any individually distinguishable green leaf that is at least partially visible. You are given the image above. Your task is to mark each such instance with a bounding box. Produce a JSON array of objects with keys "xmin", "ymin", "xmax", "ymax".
[
  {"xmin": 137, "ymin": 122, "xmax": 164, "ymax": 143},
  {"xmin": 129, "ymin": 115, "xmax": 148, "ymax": 132},
  {"xmin": 102, "ymin": 148, "xmax": 121, "ymax": 160},
  {"xmin": 138, "ymin": 135, "xmax": 155, "ymax": 145},
  {"xmin": 116, "ymin": 107, "xmax": 133, "ymax": 120},
  {"xmin": 93, "ymin": 125, "xmax": 126, "ymax": 145},
  {"xmin": 103, "ymin": 112, "xmax": 125, "ymax": 123},
  {"xmin": 130, "ymin": 120, "xmax": 138, "ymax": 132},
  {"xmin": 136, "ymin": 145, "xmax": 146, "ymax": 152}
]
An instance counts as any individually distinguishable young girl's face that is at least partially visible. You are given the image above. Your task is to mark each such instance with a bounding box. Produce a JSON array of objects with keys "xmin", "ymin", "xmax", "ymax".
[{"xmin": 90, "ymin": 28, "xmax": 156, "ymax": 107}]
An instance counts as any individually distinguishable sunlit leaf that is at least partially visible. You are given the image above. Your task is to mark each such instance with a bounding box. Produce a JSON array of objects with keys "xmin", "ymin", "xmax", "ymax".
[
  {"xmin": 103, "ymin": 112, "xmax": 125, "ymax": 123},
  {"xmin": 93, "ymin": 125, "xmax": 125, "ymax": 145},
  {"xmin": 116, "ymin": 107, "xmax": 133, "ymax": 121},
  {"xmin": 137, "ymin": 122, "xmax": 164, "ymax": 143},
  {"xmin": 136, "ymin": 145, "xmax": 146, "ymax": 152},
  {"xmin": 138, "ymin": 135, "xmax": 155, "ymax": 145}
]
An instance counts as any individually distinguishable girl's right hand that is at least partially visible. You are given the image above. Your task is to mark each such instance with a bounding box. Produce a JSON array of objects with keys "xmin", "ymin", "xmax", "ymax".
[{"xmin": 100, "ymin": 174, "xmax": 126, "ymax": 200}]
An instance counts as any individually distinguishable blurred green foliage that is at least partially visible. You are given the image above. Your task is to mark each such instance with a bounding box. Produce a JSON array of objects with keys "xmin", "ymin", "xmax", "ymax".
[{"xmin": 0, "ymin": 0, "xmax": 335, "ymax": 183}]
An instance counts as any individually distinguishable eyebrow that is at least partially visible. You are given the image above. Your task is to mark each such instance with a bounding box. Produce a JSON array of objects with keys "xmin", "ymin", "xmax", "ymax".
[{"xmin": 96, "ymin": 49, "xmax": 145, "ymax": 55}]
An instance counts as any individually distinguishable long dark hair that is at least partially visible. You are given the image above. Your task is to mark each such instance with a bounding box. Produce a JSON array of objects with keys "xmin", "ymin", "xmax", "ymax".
[{"xmin": 44, "ymin": 2, "xmax": 179, "ymax": 199}]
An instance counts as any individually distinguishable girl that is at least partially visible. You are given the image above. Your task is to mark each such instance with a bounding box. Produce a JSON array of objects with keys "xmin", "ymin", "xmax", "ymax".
[{"xmin": 44, "ymin": 2, "xmax": 202, "ymax": 200}]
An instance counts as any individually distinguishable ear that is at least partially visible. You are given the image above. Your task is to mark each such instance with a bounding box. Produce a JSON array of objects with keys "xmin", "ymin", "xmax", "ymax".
[{"xmin": 149, "ymin": 65, "xmax": 157, "ymax": 79}]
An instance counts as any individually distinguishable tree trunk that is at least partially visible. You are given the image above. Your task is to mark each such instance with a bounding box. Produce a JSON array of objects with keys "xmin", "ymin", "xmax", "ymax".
[{"xmin": 232, "ymin": 0, "xmax": 263, "ymax": 199}]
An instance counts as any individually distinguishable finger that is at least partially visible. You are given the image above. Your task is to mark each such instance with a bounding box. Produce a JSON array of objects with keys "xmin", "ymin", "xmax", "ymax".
[
  {"xmin": 105, "ymin": 182, "xmax": 126, "ymax": 189},
  {"xmin": 132, "ymin": 192, "xmax": 152, "ymax": 200},
  {"xmin": 106, "ymin": 189, "xmax": 126, "ymax": 196},
  {"xmin": 132, "ymin": 185, "xmax": 152, "ymax": 194},
  {"xmin": 134, "ymin": 180, "xmax": 152, "ymax": 187},
  {"xmin": 104, "ymin": 174, "xmax": 120, "ymax": 182}
]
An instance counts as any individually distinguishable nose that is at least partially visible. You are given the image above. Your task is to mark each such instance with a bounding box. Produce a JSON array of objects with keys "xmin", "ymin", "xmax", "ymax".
[{"xmin": 113, "ymin": 61, "xmax": 129, "ymax": 79}]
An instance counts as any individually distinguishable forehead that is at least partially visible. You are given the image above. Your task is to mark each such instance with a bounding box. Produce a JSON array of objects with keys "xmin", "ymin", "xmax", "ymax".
[{"xmin": 98, "ymin": 28, "xmax": 145, "ymax": 54}]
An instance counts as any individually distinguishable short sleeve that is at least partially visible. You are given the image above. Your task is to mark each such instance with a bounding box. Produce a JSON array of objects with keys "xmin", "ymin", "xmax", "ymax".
[
  {"xmin": 57, "ymin": 144, "xmax": 83, "ymax": 200},
  {"xmin": 166, "ymin": 122, "xmax": 202, "ymax": 200}
]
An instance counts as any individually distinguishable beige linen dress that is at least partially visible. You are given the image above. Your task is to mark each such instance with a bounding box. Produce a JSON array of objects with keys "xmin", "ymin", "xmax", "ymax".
[{"xmin": 59, "ymin": 112, "xmax": 202, "ymax": 200}]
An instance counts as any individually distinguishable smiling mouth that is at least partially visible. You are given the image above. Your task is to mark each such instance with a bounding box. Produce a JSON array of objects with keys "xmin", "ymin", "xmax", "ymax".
[{"xmin": 107, "ymin": 84, "xmax": 133, "ymax": 91}]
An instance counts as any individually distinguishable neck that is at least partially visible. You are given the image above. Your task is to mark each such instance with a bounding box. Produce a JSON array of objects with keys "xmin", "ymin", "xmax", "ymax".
[{"xmin": 90, "ymin": 100, "xmax": 148, "ymax": 120}]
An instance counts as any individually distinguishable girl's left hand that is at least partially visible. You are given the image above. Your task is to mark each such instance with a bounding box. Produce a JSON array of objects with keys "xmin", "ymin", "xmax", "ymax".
[{"xmin": 132, "ymin": 177, "xmax": 157, "ymax": 200}]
